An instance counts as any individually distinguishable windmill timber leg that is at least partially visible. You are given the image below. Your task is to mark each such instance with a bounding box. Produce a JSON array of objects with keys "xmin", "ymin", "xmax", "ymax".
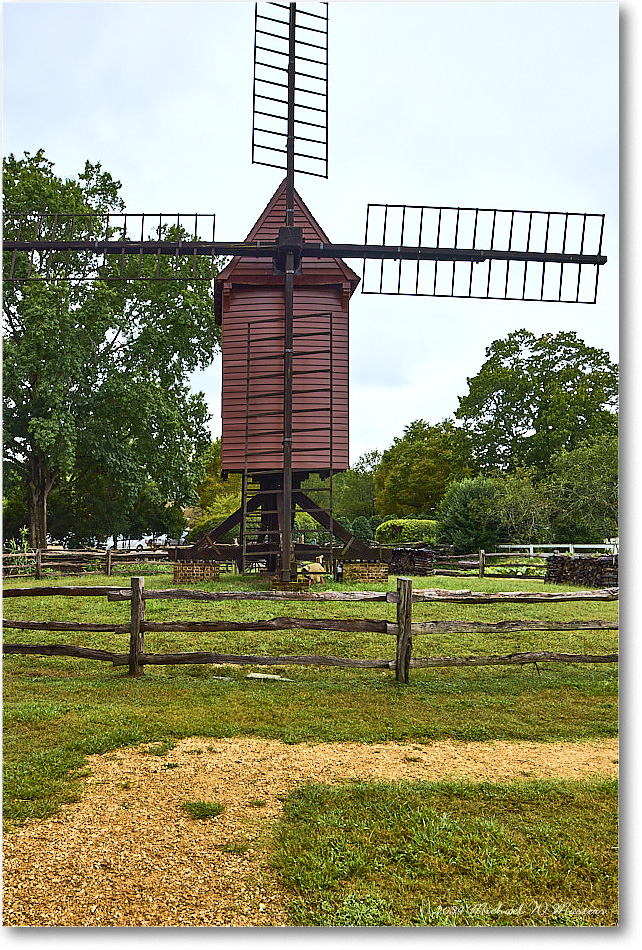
[
  {"xmin": 189, "ymin": 493, "xmax": 263, "ymax": 558},
  {"xmin": 240, "ymin": 471, "xmax": 248, "ymax": 574},
  {"xmin": 293, "ymin": 490, "xmax": 373, "ymax": 560},
  {"xmin": 253, "ymin": 475, "xmax": 280, "ymax": 575}
]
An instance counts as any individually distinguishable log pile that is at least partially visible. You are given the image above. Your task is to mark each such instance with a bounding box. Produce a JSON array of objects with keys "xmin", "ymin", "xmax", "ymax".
[
  {"xmin": 545, "ymin": 554, "xmax": 618, "ymax": 588},
  {"xmin": 386, "ymin": 548, "xmax": 436, "ymax": 576}
]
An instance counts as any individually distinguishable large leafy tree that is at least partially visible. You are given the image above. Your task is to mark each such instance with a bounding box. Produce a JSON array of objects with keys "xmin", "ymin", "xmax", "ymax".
[
  {"xmin": 456, "ymin": 329, "xmax": 618, "ymax": 473},
  {"xmin": 195, "ymin": 438, "xmax": 241, "ymax": 511},
  {"xmin": 492, "ymin": 469, "xmax": 554, "ymax": 544},
  {"xmin": 333, "ymin": 450, "xmax": 381, "ymax": 522},
  {"xmin": 546, "ymin": 433, "xmax": 618, "ymax": 542},
  {"xmin": 374, "ymin": 419, "xmax": 474, "ymax": 518},
  {"xmin": 3, "ymin": 150, "xmax": 222, "ymax": 547}
]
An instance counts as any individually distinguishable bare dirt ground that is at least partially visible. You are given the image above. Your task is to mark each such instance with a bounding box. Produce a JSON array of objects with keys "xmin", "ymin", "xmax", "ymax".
[{"xmin": 2, "ymin": 736, "xmax": 618, "ymax": 927}]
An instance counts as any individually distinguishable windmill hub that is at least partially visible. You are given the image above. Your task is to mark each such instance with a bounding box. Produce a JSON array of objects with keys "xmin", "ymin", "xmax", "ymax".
[{"xmin": 273, "ymin": 226, "xmax": 304, "ymax": 274}]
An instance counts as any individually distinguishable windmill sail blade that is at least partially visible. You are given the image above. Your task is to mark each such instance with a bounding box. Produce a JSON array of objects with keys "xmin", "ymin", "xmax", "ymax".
[
  {"xmin": 2, "ymin": 211, "xmax": 219, "ymax": 282},
  {"xmin": 252, "ymin": 2, "xmax": 328, "ymax": 179},
  {"xmin": 362, "ymin": 204, "xmax": 606, "ymax": 304}
]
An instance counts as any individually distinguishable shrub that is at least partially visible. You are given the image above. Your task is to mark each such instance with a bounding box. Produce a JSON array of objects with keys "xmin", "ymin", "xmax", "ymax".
[
  {"xmin": 369, "ymin": 515, "xmax": 383, "ymax": 535},
  {"xmin": 352, "ymin": 516, "xmax": 374, "ymax": 544},
  {"xmin": 436, "ymin": 477, "xmax": 504, "ymax": 553},
  {"xmin": 374, "ymin": 519, "xmax": 438, "ymax": 546}
]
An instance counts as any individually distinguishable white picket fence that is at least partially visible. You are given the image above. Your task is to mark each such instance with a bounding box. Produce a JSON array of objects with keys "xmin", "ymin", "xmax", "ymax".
[{"xmin": 498, "ymin": 541, "xmax": 619, "ymax": 556}]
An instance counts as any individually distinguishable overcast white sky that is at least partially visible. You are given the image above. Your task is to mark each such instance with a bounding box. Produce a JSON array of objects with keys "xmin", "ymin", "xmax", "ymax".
[{"xmin": 2, "ymin": 0, "xmax": 621, "ymax": 463}]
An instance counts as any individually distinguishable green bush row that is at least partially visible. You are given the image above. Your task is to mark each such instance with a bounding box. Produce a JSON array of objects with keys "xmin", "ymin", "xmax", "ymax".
[{"xmin": 374, "ymin": 519, "xmax": 438, "ymax": 545}]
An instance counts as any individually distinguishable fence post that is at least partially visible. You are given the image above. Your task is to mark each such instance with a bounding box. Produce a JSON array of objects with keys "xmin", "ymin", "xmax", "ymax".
[
  {"xmin": 396, "ymin": 576, "xmax": 413, "ymax": 684},
  {"xmin": 478, "ymin": 549, "xmax": 485, "ymax": 578},
  {"xmin": 128, "ymin": 576, "xmax": 145, "ymax": 677},
  {"xmin": 35, "ymin": 549, "xmax": 42, "ymax": 580},
  {"xmin": 105, "ymin": 548, "xmax": 112, "ymax": 577}
]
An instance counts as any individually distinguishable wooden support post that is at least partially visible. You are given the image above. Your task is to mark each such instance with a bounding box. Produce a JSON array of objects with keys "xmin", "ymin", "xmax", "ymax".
[
  {"xmin": 395, "ymin": 576, "xmax": 413, "ymax": 684},
  {"xmin": 105, "ymin": 548, "xmax": 112, "ymax": 577},
  {"xmin": 35, "ymin": 549, "xmax": 42, "ymax": 580},
  {"xmin": 479, "ymin": 549, "xmax": 485, "ymax": 578},
  {"xmin": 128, "ymin": 576, "xmax": 145, "ymax": 677}
]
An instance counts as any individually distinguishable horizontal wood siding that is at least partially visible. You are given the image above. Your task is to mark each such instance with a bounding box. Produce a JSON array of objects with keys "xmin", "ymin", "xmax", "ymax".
[
  {"xmin": 219, "ymin": 181, "xmax": 357, "ymax": 476},
  {"xmin": 221, "ymin": 285, "xmax": 349, "ymax": 472}
]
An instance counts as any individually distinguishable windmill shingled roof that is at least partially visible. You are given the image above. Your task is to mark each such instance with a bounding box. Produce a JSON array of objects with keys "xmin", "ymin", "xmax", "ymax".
[{"xmin": 214, "ymin": 178, "xmax": 360, "ymax": 324}]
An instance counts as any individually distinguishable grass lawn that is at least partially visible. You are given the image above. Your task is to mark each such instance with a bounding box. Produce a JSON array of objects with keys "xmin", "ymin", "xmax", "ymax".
[
  {"xmin": 2, "ymin": 572, "xmax": 618, "ymax": 829},
  {"xmin": 2, "ymin": 570, "xmax": 618, "ymax": 926},
  {"xmin": 272, "ymin": 777, "xmax": 618, "ymax": 926}
]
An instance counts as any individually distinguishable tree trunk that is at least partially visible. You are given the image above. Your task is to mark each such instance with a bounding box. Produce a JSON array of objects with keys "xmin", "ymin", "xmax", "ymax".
[
  {"xmin": 27, "ymin": 482, "xmax": 47, "ymax": 550},
  {"xmin": 26, "ymin": 452, "xmax": 57, "ymax": 550}
]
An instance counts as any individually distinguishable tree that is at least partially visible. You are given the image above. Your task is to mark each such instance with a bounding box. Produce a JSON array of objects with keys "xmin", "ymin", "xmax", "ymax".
[
  {"xmin": 3, "ymin": 150, "xmax": 222, "ymax": 547},
  {"xmin": 374, "ymin": 419, "xmax": 474, "ymax": 518},
  {"xmin": 195, "ymin": 438, "xmax": 242, "ymax": 510},
  {"xmin": 46, "ymin": 472, "xmax": 187, "ymax": 548},
  {"xmin": 436, "ymin": 476, "xmax": 504, "ymax": 553},
  {"xmin": 333, "ymin": 450, "xmax": 381, "ymax": 522},
  {"xmin": 186, "ymin": 492, "xmax": 242, "ymax": 543},
  {"xmin": 492, "ymin": 469, "xmax": 554, "ymax": 543},
  {"xmin": 456, "ymin": 329, "xmax": 618, "ymax": 473},
  {"xmin": 546, "ymin": 433, "xmax": 618, "ymax": 542}
]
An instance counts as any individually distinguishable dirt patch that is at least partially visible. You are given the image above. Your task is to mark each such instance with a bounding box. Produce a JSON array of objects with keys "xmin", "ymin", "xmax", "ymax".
[{"xmin": 3, "ymin": 736, "xmax": 618, "ymax": 927}]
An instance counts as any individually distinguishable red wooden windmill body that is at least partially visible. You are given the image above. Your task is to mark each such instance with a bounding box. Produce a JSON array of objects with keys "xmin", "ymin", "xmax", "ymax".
[
  {"xmin": 188, "ymin": 178, "xmax": 372, "ymax": 571},
  {"xmin": 217, "ymin": 179, "xmax": 357, "ymax": 476}
]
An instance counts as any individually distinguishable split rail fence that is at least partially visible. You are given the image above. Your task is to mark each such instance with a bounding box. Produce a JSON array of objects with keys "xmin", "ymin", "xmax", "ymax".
[
  {"xmin": 434, "ymin": 550, "xmax": 547, "ymax": 579},
  {"xmin": 2, "ymin": 549, "xmax": 170, "ymax": 579},
  {"xmin": 2, "ymin": 549, "xmax": 235, "ymax": 579},
  {"xmin": 3, "ymin": 577, "xmax": 618, "ymax": 684}
]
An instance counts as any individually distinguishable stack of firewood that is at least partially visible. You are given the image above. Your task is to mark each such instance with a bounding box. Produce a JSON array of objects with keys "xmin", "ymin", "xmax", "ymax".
[
  {"xmin": 544, "ymin": 554, "xmax": 618, "ymax": 588},
  {"xmin": 386, "ymin": 547, "xmax": 436, "ymax": 576}
]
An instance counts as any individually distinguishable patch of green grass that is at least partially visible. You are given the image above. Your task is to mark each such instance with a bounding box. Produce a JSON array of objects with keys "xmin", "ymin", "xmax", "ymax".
[
  {"xmin": 142, "ymin": 739, "xmax": 177, "ymax": 756},
  {"xmin": 273, "ymin": 778, "xmax": 618, "ymax": 927},
  {"xmin": 249, "ymin": 798, "xmax": 267, "ymax": 807},
  {"xmin": 220, "ymin": 838, "xmax": 250, "ymax": 855},
  {"xmin": 2, "ymin": 573, "xmax": 618, "ymax": 830},
  {"xmin": 182, "ymin": 800, "xmax": 225, "ymax": 820}
]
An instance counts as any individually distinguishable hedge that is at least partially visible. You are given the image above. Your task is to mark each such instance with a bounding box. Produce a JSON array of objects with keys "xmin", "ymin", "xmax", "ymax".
[{"xmin": 374, "ymin": 519, "xmax": 438, "ymax": 545}]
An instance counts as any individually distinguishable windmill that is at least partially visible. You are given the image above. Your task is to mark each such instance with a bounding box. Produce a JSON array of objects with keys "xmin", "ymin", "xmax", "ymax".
[{"xmin": 3, "ymin": 2, "xmax": 608, "ymax": 583}]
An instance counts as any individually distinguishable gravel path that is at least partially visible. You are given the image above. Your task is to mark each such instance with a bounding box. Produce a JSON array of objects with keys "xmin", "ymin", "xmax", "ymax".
[{"xmin": 3, "ymin": 736, "xmax": 618, "ymax": 927}]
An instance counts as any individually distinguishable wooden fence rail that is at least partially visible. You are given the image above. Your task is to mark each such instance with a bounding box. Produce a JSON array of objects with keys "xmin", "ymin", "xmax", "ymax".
[
  {"xmin": 2, "ymin": 548, "xmax": 175, "ymax": 580},
  {"xmin": 4, "ymin": 585, "xmax": 618, "ymax": 603},
  {"xmin": 2, "ymin": 577, "xmax": 619, "ymax": 684},
  {"xmin": 435, "ymin": 550, "xmax": 548, "ymax": 579}
]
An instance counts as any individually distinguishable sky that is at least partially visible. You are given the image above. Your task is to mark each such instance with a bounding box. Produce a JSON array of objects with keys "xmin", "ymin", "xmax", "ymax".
[{"xmin": 2, "ymin": 0, "xmax": 621, "ymax": 463}]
